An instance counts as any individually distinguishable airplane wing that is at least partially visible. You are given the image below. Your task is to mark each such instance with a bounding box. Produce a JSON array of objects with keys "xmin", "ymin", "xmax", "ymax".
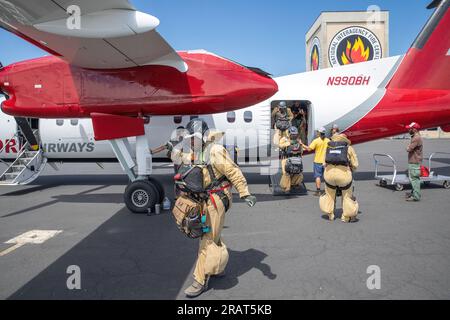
[{"xmin": 0, "ymin": 0, "xmax": 187, "ymax": 71}]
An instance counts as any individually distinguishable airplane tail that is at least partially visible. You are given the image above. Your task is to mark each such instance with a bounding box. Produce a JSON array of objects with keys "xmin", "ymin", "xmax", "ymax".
[{"xmin": 387, "ymin": 0, "xmax": 449, "ymax": 90}]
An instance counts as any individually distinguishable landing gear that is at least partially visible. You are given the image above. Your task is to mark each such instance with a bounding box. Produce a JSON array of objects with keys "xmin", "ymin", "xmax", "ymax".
[
  {"xmin": 124, "ymin": 180, "xmax": 159, "ymax": 214},
  {"xmin": 148, "ymin": 176, "xmax": 165, "ymax": 204},
  {"xmin": 109, "ymin": 125, "xmax": 166, "ymax": 214}
]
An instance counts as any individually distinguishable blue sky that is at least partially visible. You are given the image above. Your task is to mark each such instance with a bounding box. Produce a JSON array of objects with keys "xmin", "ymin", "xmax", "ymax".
[{"xmin": 0, "ymin": 0, "xmax": 433, "ymax": 76}]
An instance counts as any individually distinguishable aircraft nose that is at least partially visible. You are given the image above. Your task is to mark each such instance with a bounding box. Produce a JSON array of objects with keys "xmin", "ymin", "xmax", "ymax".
[{"xmin": 225, "ymin": 68, "xmax": 278, "ymax": 108}]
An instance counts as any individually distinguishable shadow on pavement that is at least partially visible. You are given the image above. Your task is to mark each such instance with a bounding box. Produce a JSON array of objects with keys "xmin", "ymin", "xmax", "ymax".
[
  {"xmin": 1, "ymin": 186, "xmax": 114, "ymax": 218},
  {"xmin": 210, "ymin": 249, "xmax": 276, "ymax": 291},
  {"xmin": 8, "ymin": 207, "xmax": 198, "ymax": 300}
]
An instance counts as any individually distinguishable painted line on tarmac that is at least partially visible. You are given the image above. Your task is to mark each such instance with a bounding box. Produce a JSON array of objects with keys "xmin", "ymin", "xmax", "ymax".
[{"xmin": 0, "ymin": 230, "xmax": 62, "ymax": 257}]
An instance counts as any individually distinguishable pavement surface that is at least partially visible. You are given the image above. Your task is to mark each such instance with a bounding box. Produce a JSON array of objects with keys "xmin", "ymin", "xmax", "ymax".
[{"xmin": 0, "ymin": 139, "xmax": 449, "ymax": 300}]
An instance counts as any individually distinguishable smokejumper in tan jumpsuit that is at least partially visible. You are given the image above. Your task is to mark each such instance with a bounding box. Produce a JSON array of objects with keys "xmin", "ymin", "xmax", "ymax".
[
  {"xmin": 279, "ymin": 135, "xmax": 304, "ymax": 193},
  {"xmin": 173, "ymin": 131, "xmax": 251, "ymax": 286},
  {"xmin": 320, "ymin": 134, "xmax": 359, "ymax": 222}
]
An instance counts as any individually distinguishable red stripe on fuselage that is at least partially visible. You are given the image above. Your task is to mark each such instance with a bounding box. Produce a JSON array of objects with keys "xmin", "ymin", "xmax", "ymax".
[{"xmin": 345, "ymin": 88, "xmax": 450, "ymax": 144}]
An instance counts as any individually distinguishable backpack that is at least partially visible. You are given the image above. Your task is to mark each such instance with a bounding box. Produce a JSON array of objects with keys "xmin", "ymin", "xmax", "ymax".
[
  {"xmin": 325, "ymin": 141, "xmax": 349, "ymax": 166},
  {"xmin": 286, "ymin": 142, "xmax": 302, "ymax": 157},
  {"xmin": 174, "ymin": 165, "xmax": 206, "ymax": 193},
  {"xmin": 285, "ymin": 157, "xmax": 303, "ymax": 174},
  {"xmin": 172, "ymin": 196, "xmax": 209, "ymax": 239},
  {"xmin": 276, "ymin": 115, "xmax": 291, "ymax": 131},
  {"xmin": 174, "ymin": 164, "xmax": 229, "ymax": 195},
  {"xmin": 420, "ymin": 165, "xmax": 430, "ymax": 177}
]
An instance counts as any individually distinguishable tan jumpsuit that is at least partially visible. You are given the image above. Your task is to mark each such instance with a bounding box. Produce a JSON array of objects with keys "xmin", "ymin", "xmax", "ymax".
[
  {"xmin": 319, "ymin": 135, "xmax": 359, "ymax": 222},
  {"xmin": 173, "ymin": 132, "xmax": 250, "ymax": 285},
  {"xmin": 279, "ymin": 137, "xmax": 304, "ymax": 193}
]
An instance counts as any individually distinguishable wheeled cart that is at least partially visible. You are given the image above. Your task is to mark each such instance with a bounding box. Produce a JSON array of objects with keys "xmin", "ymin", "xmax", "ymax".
[{"xmin": 373, "ymin": 153, "xmax": 450, "ymax": 191}]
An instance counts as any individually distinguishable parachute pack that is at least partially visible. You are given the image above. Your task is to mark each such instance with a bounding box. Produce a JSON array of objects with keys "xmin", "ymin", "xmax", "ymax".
[
  {"xmin": 276, "ymin": 116, "xmax": 291, "ymax": 131},
  {"xmin": 285, "ymin": 157, "xmax": 303, "ymax": 174},
  {"xmin": 172, "ymin": 196, "xmax": 210, "ymax": 239},
  {"xmin": 325, "ymin": 141, "xmax": 349, "ymax": 166},
  {"xmin": 174, "ymin": 165, "xmax": 206, "ymax": 194},
  {"xmin": 286, "ymin": 143, "xmax": 302, "ymax": 157}
]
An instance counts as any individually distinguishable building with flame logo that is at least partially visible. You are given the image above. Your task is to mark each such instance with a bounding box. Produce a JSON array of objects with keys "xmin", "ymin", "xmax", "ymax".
[{"xmin": 306, "ymin": 11, "xmax": 389, "ymax": 71}]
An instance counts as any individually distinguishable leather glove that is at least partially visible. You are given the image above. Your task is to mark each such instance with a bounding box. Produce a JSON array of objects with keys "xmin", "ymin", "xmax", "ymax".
[
  {"xmin": 244, "ymin": 195, "xmax": 257, "ymax": 208},
  {"xmin": 165, "ymin": 142, "xmax": 174, "ymax": 152}
]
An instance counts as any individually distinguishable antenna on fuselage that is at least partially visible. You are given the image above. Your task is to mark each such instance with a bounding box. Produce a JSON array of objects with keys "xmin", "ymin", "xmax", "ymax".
[{"xmin": 427, "ymin": 0, "xmax": 444, "ymax": 9}]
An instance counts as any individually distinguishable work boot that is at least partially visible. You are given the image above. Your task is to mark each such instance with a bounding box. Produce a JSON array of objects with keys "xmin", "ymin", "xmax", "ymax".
[
  {"xmin": 405, "ymin": 192, "xmax": 412, "ymax": 198},
  {"xmin": 329, "ymin": 214, "xmax": 335, "ymax": 221},
  {"xmin": 184, "ymin": 278, "xmax": 209, "ymax": 298},
  {"xmin": 406, "ymin": 197, "xmax": 420, "ymax": 202},
  {"xmin": 341, "ymin": 216, "xmax": 351, "ymax": 223}
]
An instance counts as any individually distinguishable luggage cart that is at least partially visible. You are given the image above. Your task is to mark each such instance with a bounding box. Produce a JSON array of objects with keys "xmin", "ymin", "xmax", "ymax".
[{"xmin": 373, "ymin": 153, "xmax": 450, "ymax": 191}]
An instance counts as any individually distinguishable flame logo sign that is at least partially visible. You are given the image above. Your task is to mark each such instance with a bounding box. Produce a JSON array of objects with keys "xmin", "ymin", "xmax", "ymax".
[
  {"xmin": 341, "ymin": 37, "xmax": 371, "ymax": 65},
  {"xmin": 328, "ymin": 26, "xmax": 382, "ymax": 68},
  {"xmin": 311, "ymin": 46, "xmax": 320, "ymax": 70},
  {"xmin": 310, "ymin": 37, "xmax": 321, "ymax": 71}
]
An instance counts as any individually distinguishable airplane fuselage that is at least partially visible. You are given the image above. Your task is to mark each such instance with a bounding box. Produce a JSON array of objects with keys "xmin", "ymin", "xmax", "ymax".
[{"xmin": 1, "ymin": 55, "xmax": 449, "ymax": 162}]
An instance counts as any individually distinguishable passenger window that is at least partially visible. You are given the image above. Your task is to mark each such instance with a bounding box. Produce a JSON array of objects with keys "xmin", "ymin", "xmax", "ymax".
[
  {"xmin": 244, "ymin": 111, "xmax": 253, "ymax": 123},
  {"xmin": 56, "ymin": 120, "xmax": 64, "ymax": 126},
  {"xmin": 227, "ymin": 112, "xmax": 236, "ymax": 123},
  {"xmin": 174, "ymin": 116, "xmax": 183, "ymax": 124},
  {"xmin": 70, "ymin": 119, "xmax": 78, "ymax": 126}
]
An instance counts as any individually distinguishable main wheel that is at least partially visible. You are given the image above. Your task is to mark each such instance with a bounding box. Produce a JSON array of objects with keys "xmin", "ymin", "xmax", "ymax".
[
  {"xmin": 124, "ymin": 180, "xmax": 159, "ymax": 213},
  {"xmin": 395, "ymin": 183, "xmax": 404, "ymax": 192},
  {"xmin": 148, "ymin": 177, "xmax": 165, "ymax": 204},
  {"xmin": 379, "ymin": 179, "xmax": 387, "ymax": 187},
  {"xmin": 444, "ymin": 181, "xmax": 450, "ymax": 189}
]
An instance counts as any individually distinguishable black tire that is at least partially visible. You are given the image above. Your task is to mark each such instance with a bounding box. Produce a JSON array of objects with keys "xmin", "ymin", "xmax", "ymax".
[
  {"xmin": 379, "ymin": 180, "xmax": 387, "ymax": 187},
  {"xmin": 124, "ymin": 180, "xmax": 158, "ymax": 214},
  {"xmin": 148, "ymin": 177, "xmax": 165, "ymax": 204},
  {"xmin": 395, "ymin": 183, "xmax": 404, "ymax": 192},
  {"xmin": 444, "ymin": 181, "xmax": 450, "ymax": 189}
]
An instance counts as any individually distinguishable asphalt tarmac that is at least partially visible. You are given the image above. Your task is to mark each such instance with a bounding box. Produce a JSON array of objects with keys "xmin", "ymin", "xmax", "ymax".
[{"xmin": 0, "ymin": 139, "xmax": 449, "ymax": 300}]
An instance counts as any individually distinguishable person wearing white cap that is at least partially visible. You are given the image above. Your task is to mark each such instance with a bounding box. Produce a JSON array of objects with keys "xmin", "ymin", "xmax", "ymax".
[
  {"xmin": 302, "ymin": 127, "xmax": 330, "ymax": 196},
  {"xmin": 405, "ymin": 122, "xmax": 423, "ymax": 202}
]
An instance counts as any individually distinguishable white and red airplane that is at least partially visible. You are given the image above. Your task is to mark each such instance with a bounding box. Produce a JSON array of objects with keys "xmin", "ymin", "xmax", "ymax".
[{"xmin": 0, "ymin": 0, "xmax": 449, "ymax": 213}]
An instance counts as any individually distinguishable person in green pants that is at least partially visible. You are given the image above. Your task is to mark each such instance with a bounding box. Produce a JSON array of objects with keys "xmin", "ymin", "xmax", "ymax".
[{"xmin": 405, "ymin": 122, "xmax": 423, "ymax": 202}]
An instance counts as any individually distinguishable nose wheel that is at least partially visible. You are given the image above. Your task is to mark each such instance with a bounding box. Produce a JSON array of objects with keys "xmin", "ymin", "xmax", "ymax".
[{"xmin": 124, "ymin": 180, "xmax": 160, "ymax": 214}]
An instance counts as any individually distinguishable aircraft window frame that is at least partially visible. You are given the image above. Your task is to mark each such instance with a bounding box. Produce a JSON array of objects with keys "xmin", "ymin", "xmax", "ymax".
[
  {"xmin": 56, "ymin": 120, "xmax": 64, "ymax": 126},
  {"xmin": 227, "ymin": 111, "xmax": 236, "ymax": 123},
  {"xmin": 243, "ymin": 111, "xmax": 253, "ymax": 123},
  {"xmin": 174, "ymin": 116, "xmax": 183, "ymax": 124}
]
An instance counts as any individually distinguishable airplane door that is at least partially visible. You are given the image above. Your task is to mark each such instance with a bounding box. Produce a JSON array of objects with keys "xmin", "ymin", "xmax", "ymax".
[{"xmin": 268, "ymin": 100, "xmax": 311, "ymax": 196}]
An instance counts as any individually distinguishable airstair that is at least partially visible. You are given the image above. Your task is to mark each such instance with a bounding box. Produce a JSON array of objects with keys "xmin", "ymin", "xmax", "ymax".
[{"xmin": 0, "ymin": 130, "xmax": 47, "ymax": 186}]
